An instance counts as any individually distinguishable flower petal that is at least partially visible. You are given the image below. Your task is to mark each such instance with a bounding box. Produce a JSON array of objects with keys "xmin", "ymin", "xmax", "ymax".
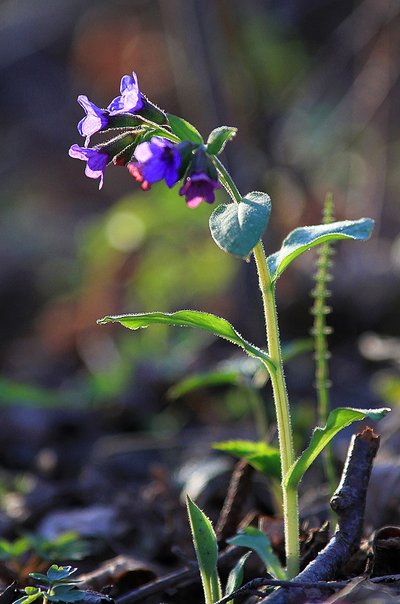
[
  {"xmin": 108, "ymin": 72, "xmax": 144, "ymax": 115},
  {"xmin": 134, "ymin": 141, "xmax": 155, "ymax": 163},
  {"xmin": 69, "ymin": 144, "xmax": 108, "ymax": 189},
  {"xmin": 133, "ymin": 137, "xmax": 181, "ymax": 187},
  {"xmin": 76, "ymin": 95, "xmax": 109, "ymax": 144}
]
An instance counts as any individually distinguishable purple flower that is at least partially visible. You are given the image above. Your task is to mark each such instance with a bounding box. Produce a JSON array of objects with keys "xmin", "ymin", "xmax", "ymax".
[
  {"xmin": 133, "ymin": 137, "xmax": 181, "ymax": 187},
  {"xmin": 69, "ymin": 144, "xmax": 109, "ymax": 189},
  {"xmin": 77, "ymin": 95, "xmax": 109, "ymax": 144},
  {"xmin": 108, "ymin": 71, "xmax": 144, "ymax": 115},
  {"xmin": 179, "ymin": 174, "xmax": 221, "ymax": 208}
]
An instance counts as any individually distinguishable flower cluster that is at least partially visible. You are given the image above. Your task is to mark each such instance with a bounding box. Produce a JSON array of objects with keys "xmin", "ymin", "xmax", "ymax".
[{"xmin": 69, "ymin": 71, "xmax": 221, "ymax": 207}]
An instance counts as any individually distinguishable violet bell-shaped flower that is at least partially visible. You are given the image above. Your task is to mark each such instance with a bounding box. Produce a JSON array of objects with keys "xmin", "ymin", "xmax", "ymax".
[
  {"xmin": 179, "ymin": 174, "xmax": 221, "ymax": 208},
  {"xmin": 77, "ymin": 95, "xmax": 109, "ymax": 145},
  {"xmin": 179, "ymin": 147, "xmax": 221, "ymax": 208},
  {"xmin": 108, "ymin": 71, "xmax": 144, "ymax": 115},
  {"xmin": 69, "ymin": 144, "xmax": 108, "ymax": 189},
  {"xmin": 131, "ymin": 137, "xmax": 181, "ymax": 187}
]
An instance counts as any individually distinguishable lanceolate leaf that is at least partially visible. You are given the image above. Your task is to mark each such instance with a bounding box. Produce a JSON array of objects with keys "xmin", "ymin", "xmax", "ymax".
[
  {"xmin": 207, "ymin": 126, "xmax": 237, "ymax": 155},
  {"xmin": 267, "ymin": 218, "xmax": 374, "ymax": 282},
  {"xmin": 209, "ymin": 191, "xmax": 271, "ymax": 258},
  {"xmin": 186, "ymin": 495, "xmax": 221, "ymax": 604},
  {"xmin": 97, "ymin": 310, "xmax": 275, "ymax": 373},
  {"xmin": 168, "ymin": 370, "xmax": 241, "ymax": 399},
  {"xmin": 227, "ymin": 527, "xmax": 286, "ymax": 580},
  {"xmin": 225, "ymin": 553, "xmax": 250, "ymax": 604},
  {"xmin": 167, "ymin": 114, "xmax": 203, "ymax": 144},
  {"xmin": 284, "ymin": 406, "xmax": 390, "ymax": 490},
  {"xmin": 213, "ymin": 440, "xmax": 281, "ymax": 479},
  {"xmin": 168, "ymin": 340, "xmax": 312, "ymax": 400}
]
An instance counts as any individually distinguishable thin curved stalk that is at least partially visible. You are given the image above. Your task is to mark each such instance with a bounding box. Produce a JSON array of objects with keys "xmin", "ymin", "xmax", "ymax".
[{"xmin": 216, "ymin": 158, "xmax": 300, "ymax": 577}]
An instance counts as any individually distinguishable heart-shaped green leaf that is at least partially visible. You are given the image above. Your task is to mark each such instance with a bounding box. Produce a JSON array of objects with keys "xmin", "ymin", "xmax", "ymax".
[
  {"xmin": 284, "ymin": 406, "xmax": 390, "ymax": 490},
  {"xmin": 268, "ymin": 218, "xmax": 374, "ymax": 282},
  {"xmin": 213, "ymin": 440, "xmax": 281, "ymax": 479},
  {"xmin": 98, "ymin": 310, "xmax": 274, "ymax": 373},
  {"xmin": 186, "ymin": 495, "xmax": 221, "ymax": 603},
  {"xmin": 209, "ymin": 191, "xmax": 271, "ymax": 258},
  {"xmin": 167, "ymin": 114, "xmax": 203, "ymax": 144},
  {"xmin": 227, "ymin": 527, "xmax": 286, "ymax": 580},
  {"xmin": 206, "ymin": 126, "xmax": 237, "ymax": 155}
]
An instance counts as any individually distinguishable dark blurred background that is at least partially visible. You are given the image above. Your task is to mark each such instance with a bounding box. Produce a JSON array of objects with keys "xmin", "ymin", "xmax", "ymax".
[{"xmin": 1, "ymin": 0, "xmax": 400, "ymax": 455}]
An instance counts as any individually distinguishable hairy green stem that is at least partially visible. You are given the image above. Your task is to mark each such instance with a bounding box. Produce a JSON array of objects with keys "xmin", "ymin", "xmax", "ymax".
[
  {"xmin": 253, "ymin": 242, "xmax": 299, "ymax": 578},
  {"xmin": 215, "ymin": 158, "xmax": 299, "ymax": 577},
  {"xmin": 213, "ymin": 157, "xmax": 242, "ymax": 203}
]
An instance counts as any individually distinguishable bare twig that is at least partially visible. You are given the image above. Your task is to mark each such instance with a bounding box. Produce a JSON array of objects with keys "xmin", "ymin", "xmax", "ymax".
[
  {"xmin": 216, "ymin": 458, "xmax": 253, "ymax": 543},
  {"xmin": 115, "ymin": 546, "xmax": 242, "ymax": 604},
  {"xmin": 216, "ymin": 578, "xmax": 334, "ymax": 603},
  {"xmin": 0, "ymin": 583, "xmax": 18, "ymax": 604},
  {"xmin": 217, "ymin": 573, "xmax": 400, "ymax": 604},
  {"xmin": 256, "ymin": 427, "xmax": 380, "ymax": 603}
]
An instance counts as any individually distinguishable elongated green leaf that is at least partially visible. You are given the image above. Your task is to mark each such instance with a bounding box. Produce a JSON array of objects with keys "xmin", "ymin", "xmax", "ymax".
[
  {"xmin": 0, "ymin": 377, "xmax": 70, "ymax": 407},
  {"xmin": 225, "ymin": 553, "xmax": 250, "ymax": 604},
  {"xmin": 186, "ymin": 495, "xmax": 221, "ymax": 604},
  {"xmin": 285, "ymin": 406, "xmax": 390, "ymax": 490},
  {"xmin": 97, "ymin": 310, "xmax": 274, "ymax": 373},
  {"xmin": 168, "ymin": 370, "xmax": 241, "ymax": 399},
  {"xmin": 169, "ymin": 339, "xmax": 312, "ymax": 400},
  {"xmin": 213, "ymin": 440, "xmax": 281, "ymax": 479},
  {"xmin": 227, "ymin": 527, "xmax": 286, "ymax": 580},
  {"xmin": 167, "ymin": 114, "xmax": 203, "ymax": 144},
  {"xmin": 210, "ymin": 191, "xmax": 271, "ymax": 258},
  {"xmin": 207, "ymin": 126, "xmax": 237, "ymax": 155},
  {"xmin": 267, "ymin": 218, "xmax": 374, "ymax": 282},
  {"xmin": 282, "ymin": 338, "xmax": 314, "ymax": 363}
]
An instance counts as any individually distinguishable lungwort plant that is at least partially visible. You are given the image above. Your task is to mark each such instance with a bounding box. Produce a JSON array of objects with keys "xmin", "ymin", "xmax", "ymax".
[{"xmin": 70, "ymin": 71, "xmax": 390, "ymax": 585}]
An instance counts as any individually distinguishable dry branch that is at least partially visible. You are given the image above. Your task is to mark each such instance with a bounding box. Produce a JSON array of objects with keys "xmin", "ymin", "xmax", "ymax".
[
  {"xmin": 115, "ymin": 546, "xmax": 241, "ymax": 604},
  {"xmin": 216, "ymin": 458, "xmax": 253, "ymax": 543},
  {"xmin": 257, "ymin": 427, "xmax": 380, "ymax": 603}
]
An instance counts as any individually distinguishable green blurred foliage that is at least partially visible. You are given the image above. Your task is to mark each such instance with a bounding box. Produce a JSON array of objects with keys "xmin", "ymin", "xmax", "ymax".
[
  {"xmin": 372, "ymin": 371, "xmax": 400, "ymax": 407},
  {"xmin": 0, "ymin": 0, "xmax": 398, "ymax": 441},
  {"xmin": 78, "ymin": 186, "xmax": 236, "ymax": 311}
]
